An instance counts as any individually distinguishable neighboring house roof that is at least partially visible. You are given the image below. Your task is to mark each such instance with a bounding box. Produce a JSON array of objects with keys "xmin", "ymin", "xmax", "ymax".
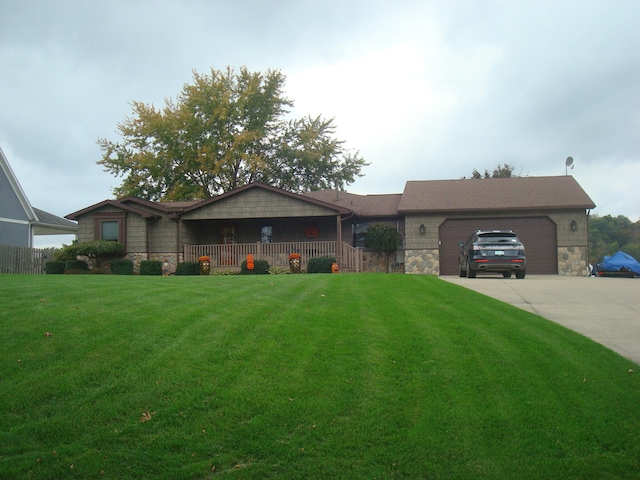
[
  {"xmin": 32, "ymin": 208, "xmax": 79, "ymax": 235},
  {"xmin": 1, "ymin": 146, "xmax": 78, "ymax": 238},
  {"xmin": 0, "ymin": 146, "xmax": 37, "ymax": 223},
  {"xmin": 302, "ymin": 190, "xmax": 402, "ymax": 217},
  {"xmin": 397, "ymin": 176, "xmax": 596, "ymax": 213}
]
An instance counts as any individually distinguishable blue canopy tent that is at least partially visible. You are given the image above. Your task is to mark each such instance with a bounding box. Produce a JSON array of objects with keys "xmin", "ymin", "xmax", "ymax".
[{"xmin": 599, "ymin": 251, "xmax": 640, "ymax": 277}]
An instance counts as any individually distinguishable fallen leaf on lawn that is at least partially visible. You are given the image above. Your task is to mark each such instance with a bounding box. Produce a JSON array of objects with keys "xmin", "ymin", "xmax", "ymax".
[
  {"xmin": 629, "ymin": 369, "xmax": 635, "ymax": 374},
  {"xmin": 45, "ymin": 332, "xmax": 53, "ymax": 337},
  {"xmin": 140, "ymin": 411, "xmax": 155, "ymax": 422},
  {"xmin": 39, "ymin": 299, "xmax": 46, "ymax": 303}
]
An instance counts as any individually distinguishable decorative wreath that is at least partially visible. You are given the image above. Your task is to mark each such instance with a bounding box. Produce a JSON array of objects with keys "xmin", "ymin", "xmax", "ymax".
[{"xmin": 305, "ymin": 226, "xmax": 319, "ymax": 238}]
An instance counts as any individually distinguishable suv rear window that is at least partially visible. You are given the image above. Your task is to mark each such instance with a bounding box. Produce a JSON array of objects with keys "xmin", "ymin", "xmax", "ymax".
[{"xmin": 477, "ymin": 233, "xmax": 518, "ymax": 244}]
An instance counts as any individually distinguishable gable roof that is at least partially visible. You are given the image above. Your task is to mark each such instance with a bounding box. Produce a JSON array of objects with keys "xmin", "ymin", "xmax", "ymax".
[
  {"xmin": 0, "ymin": 146, "xmax": 37, "ymax": 223},
  {"xmin": 117, "ymin": 196, "xmax": 199, "ymax": 213},
  {"xmin": 1, "ymin": 146, "xmax": 78, "ymax": 236},
  {"xmin": 66, "ymin": 199, "xmax": 162, "ymax": 220},
  {"xmin": 397, "ymin": 176, "xmax": 596, "ymax": 213},
  {"xmin": 302, "ymin": 189, "xmax": 402, "ymax": 217},
  {"xmin": 181, "ymin": 182, "xmax": 352, "ymax": 215}
]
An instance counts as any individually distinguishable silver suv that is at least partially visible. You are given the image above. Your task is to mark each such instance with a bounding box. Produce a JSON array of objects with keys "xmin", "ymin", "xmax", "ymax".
[{"xmin": 458, "ymin": 230, "xmax": 526, "ymax": 279}]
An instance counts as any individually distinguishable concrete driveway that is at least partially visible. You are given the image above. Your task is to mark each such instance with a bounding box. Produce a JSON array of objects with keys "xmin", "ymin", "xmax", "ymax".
[{"xmin": 441, "ymin": 275, "xmax": 640, "ymax": 365}]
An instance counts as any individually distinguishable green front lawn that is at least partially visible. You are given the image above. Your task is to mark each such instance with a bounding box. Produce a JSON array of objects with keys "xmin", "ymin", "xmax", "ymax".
[{"xmin": 1, "ymin": 274, "xmax": 638, "ymax": 479}]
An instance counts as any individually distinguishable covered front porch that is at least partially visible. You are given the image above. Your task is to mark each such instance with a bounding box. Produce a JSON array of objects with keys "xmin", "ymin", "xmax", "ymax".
[{"xmin": 184, "ymin": 241, "xmax": 363, "ymax": 272}]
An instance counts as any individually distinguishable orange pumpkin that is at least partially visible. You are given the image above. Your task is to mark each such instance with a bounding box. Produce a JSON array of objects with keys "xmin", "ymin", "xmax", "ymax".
[
  {"xmin": 331, "ymin": 262, "xmax": 339, "ymax": 273},
  {"xmin": 305, "ymin": 226, "xmax": 319, "ymax": 238}
]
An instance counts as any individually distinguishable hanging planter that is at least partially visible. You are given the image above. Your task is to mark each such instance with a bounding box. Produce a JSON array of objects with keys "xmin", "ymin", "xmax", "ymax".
[
  {"xmin": 288, "ymin": 253, "xmax": 301, "ymax": 274},
  {"xmin": 198, "ymin": 255, "xmax": 210, "ymax": 275}
]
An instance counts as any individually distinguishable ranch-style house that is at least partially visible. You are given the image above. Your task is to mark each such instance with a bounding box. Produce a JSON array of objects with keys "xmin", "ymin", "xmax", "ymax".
[{"xmin": 65, "ymin": 176, "xmax": 596, "ymax": 275}]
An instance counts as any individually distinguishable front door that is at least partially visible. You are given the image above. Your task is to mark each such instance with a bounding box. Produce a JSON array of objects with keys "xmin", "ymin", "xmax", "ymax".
[{"xmin": 220, "ymin": 226, "xmax": 235, "ymax": 265}]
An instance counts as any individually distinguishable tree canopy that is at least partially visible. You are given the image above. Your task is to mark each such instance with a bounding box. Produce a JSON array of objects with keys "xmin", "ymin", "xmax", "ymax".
[
  {"xmin": 97, "ymin": 67, "xmax": 368, "ymax": 200},
  {"xmin": 589, "ymin": 214, "xmax": 640, "ymax": 264},
  {"xmin": 470, "ymin": 163, "xmax": 518, "ymax": 179}
]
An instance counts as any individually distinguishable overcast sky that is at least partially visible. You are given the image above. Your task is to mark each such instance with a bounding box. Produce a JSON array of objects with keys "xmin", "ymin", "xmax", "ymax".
[{"xmin": 2, "ymin": 0, "xmax": 639, "ymax": 247}]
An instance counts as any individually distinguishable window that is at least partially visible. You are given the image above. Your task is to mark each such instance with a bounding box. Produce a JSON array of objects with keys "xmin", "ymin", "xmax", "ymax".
[
  {"xmin": 353, "ymin": 223, "xmax": 369, "ymax": 248},
  {"xmin": 261, "ymin": 226, "xmax": 273, "ymax": 243},
  {"xmin": 94, "ymin": 213, "xmax": 126, "ymax": 244},
  {"xmin": 101, "ymin": 221, "xmax": 119, "ymax": 241}
]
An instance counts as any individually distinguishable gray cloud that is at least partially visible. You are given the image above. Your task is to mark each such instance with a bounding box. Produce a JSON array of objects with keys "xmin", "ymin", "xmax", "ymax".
[{"xmin": 1, "ymin": 0, "xmax": 638, "ymax": 248}]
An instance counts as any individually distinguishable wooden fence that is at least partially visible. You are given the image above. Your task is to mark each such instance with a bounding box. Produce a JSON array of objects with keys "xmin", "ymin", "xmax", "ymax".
[
  {"xmin": 0, "ymin": 245, "xmax": 57, "ymax": 274},
  {"xmin": 184, "ymin": 241, "xmax": 363, "ymax": 272}
]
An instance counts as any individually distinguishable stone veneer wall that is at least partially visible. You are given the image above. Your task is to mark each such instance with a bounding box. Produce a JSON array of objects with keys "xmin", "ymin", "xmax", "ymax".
[
  {"xmin": 127, "ymin": 252, "xmax": 179, "ymax": 275},
  {"xmin": 362, "ymin": 250, "xmax": 404, "ymax": 273},
  {"xmin": 404, "ymin": 249, "xmax": 439, "ymax": 275},
  {"xmin": 557, "ymin": 246, "xmax": 588, "ymax": 276}
]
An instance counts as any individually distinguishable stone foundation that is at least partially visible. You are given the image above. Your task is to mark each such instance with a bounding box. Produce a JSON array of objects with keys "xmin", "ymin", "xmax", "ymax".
[
  {"xmin": 404, "ymin": 249, "xmax": 439, "ymax": 275},
  {"xmin": 558, "ymin": 246, "xmax": 588, "ymax": 276},
  {"xmin": 126, "ymin": 253, "xmax": 179, "ymax": 275},
  {"xmin": 362, "ymin": 250, "xmax": 403, "ymax": 273}
]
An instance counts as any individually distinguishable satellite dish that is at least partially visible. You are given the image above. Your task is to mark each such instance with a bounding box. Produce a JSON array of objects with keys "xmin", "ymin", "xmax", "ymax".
[{"xmin": 565, "ymin": 156, "xmax": 574, "ymax": 175}]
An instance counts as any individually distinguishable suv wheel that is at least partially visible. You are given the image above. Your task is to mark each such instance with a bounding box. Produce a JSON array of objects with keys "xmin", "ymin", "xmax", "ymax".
[
  {"xmin": 516, "ymin": 269, "xmax": 526, "ymax": 279},
  {"xmin": 459, "ymin": 264, "xmax": 467, "ymax": 277},
  {"xmin": 466, "ymin": 261, "xmax": 476, "ymax": 278},
  {"xmin": 503, "ymin": 272, "xmax": 512, "ymax": 278}
]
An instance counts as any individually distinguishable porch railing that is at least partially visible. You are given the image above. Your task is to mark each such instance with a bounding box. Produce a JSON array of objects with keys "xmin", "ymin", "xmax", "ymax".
[{"xmin": 184, "ymin": 241, "xmax": 362, "ymax": 272}]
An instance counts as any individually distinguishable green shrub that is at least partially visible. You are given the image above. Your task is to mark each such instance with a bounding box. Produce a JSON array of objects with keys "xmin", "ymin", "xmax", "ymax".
[
  {"xmin": 56, "ymin": 240, "xmax": 125, "ymax": 262},
  {"xmin": 54, "ymin": 244, "xmax": 78, "ymax": 262},
  {"xmin": 175, "ymin": 262, "xmax": 200, "ymax": 276},
  {"xmin": 307, "ymin": 256, "xmax": 336, "ymax": 274},
  {"xmin": 45, "ymin": 261, "xmax": 65, "ymax": 274},
  {"xmin": 364, "ymin": 223, "xmax": 402, "ymax": 252},
  {"xmin": 110, "ymin": 259, "xmax": 133, "ymax": 275},
  {"xmin": 65, "ymin": 260, "xmax": 88, "ymax": 272},
  {"xmin": 140, "ymin": 260, "xmax": 163, "ymax": 276},
  {"xmin": 241, "ymin": 259, "xmax": 270, "ymax": 274}
]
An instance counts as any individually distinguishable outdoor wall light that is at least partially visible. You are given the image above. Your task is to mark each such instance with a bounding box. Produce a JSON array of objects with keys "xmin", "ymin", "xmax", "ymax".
[
  {"xmin": 419, "ymin": 224, "xmax": 425, "ymax": 235},
  {"xmin": 570, "ymin": 220, "xmax": 577, "ymax": 232}
]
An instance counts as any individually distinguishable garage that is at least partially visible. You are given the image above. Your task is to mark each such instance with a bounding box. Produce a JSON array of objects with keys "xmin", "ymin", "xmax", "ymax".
[{"xmin": 439, "ymin": 217, "xmax": 558, "ymax": 275}]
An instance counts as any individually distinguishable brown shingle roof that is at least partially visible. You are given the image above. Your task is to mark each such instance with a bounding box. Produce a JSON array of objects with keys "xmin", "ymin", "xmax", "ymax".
[
  {"xmin": 397, "ymin": 176, "xmax": 596, "ymax": 213},
  {"xmin": 302, "ymin": 190, "xmax": 402, "ymax": 217}
]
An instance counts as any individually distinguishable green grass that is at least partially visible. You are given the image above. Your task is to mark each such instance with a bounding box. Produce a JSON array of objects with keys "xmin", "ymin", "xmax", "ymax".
[{"xmin": 0, "ymin": 274, "xmax": 638, "ymax": 479}]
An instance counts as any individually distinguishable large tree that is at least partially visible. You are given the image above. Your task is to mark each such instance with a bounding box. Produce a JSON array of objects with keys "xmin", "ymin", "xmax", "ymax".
[
  {"xmin": 97, "ymin": 67, "xmax": 368, "ymax": 200},
  {"xmin": 470, "ymin": 163, "xmax": 518, "ymax": 179}
]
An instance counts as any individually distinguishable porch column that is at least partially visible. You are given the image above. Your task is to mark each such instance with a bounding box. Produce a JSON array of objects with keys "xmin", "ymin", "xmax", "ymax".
[{"xmin": 336, "ymin": 215, "xmax": 342, "ymax": 266}]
